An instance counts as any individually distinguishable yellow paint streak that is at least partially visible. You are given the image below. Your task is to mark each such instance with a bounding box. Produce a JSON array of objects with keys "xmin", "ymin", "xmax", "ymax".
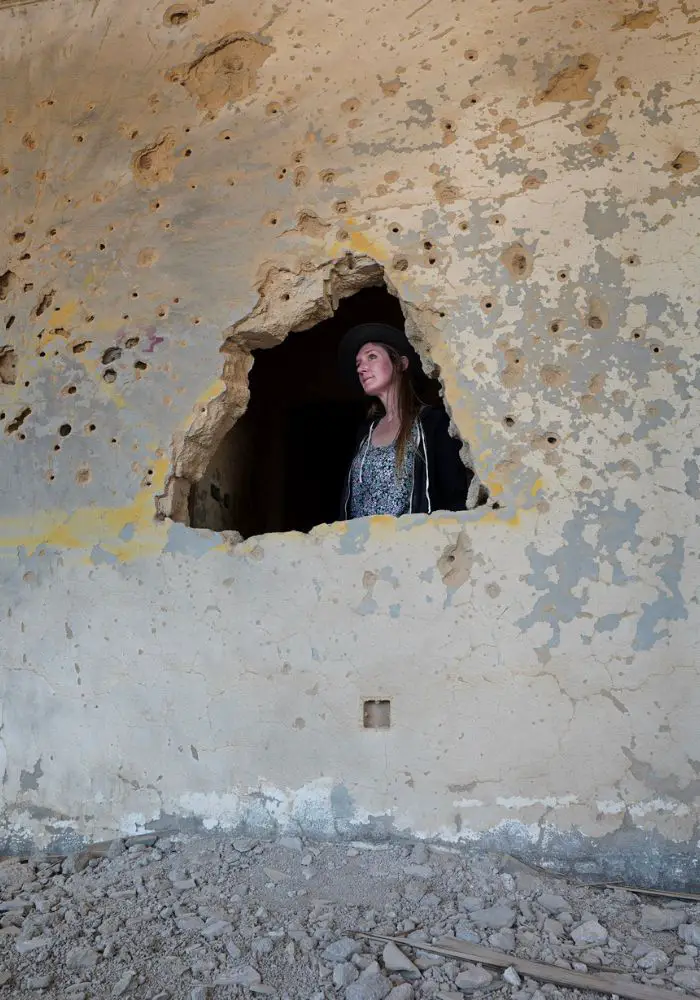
[
  {"xmin": 0, "ymin": 457, "xmax": 170, "ymax": 560},
  {"xmin": 530, "ymin": 477, "xmax": 543, "ymax": 496}
]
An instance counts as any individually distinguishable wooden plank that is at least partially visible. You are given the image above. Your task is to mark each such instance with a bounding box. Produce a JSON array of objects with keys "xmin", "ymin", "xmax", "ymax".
[{"xmin": 354, "ymin": 932, "xmax": 692, "ymax": 1000}]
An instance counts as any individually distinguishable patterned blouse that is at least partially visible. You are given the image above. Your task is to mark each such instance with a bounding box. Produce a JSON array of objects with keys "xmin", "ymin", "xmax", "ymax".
[{"xmin": 348, "ymin": 429, "xmax": 415, "ymax": 518}]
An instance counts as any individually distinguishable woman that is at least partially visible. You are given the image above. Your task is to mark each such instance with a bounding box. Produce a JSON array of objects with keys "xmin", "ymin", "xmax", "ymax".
[{"xmin": 338, "ymin": 322, "xmax": 475, "ymax": 519}]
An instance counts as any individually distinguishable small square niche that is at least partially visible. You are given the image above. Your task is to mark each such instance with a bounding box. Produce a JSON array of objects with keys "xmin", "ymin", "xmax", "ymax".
[{"xmin": 363, "ymin": 699, "xmax": 391, "ymax": 729}]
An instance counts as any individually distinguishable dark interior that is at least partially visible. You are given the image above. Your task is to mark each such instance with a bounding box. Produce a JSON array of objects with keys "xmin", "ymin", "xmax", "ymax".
[{"xmin": 191, "ymin": 285, "xmax": 446, "ymax": 537}]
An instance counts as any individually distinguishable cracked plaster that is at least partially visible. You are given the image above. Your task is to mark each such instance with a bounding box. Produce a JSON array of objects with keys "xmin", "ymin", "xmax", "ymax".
[{"xmin": 0, "ymin": 0, "xmax": 698, "ymax": 879}]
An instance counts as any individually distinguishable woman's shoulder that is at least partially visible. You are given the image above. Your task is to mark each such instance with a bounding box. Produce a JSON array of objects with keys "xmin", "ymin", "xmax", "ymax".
[{"xmin": 417, "ymin": 405, "xmax": 450, "ymax": 432}]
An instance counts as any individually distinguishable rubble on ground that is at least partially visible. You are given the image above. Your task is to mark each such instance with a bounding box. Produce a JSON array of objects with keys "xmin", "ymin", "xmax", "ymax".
[{"xmin": 0, "ymin": 833, "xmax": 698, "ymax": 999}]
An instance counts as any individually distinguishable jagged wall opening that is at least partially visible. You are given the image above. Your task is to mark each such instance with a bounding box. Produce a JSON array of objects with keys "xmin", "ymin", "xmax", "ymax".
[{"xmin": 156, "ymin": 254, "xmax": 482, "ymax": 535}]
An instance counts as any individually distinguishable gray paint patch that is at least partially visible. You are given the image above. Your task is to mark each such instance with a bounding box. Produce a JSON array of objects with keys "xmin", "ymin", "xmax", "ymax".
[
  {"xmin": 163, "ymin": 522, "xmax": 223, "ymax": 558},
  {"xmin": 336, "ymin": 518, "xmax": 371, "ymax": 555},
  {"xmin": 584, "ymin": 196, "xmax": 629, "ymax": 238},
  {"xmin": 633, "ymin": 535, "xmax": 687, "ymax": 650},
  {"xmin": 90, "ymin": 545, "xmax": 118, "ymax": 566},
  {"xmin": 20, "ymin": 758, "xmax": 43, "ymax": 791}
]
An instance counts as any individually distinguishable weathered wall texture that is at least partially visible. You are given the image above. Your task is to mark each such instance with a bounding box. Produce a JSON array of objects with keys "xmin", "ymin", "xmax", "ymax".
[{"xmin": 1, "ymin": 0, "xmax": 698, "ymax": 881}]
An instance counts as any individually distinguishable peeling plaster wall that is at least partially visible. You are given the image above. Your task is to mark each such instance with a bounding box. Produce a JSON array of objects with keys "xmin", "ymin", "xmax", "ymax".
[{"xmin": 0, "ymin": 0, "xmax": 699, "ymax": 881}]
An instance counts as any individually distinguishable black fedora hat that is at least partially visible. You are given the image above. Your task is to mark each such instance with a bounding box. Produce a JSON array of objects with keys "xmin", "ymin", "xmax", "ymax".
[{"xmin": 338, "ymin": 323, "xmax": 422, "ymax": 388}]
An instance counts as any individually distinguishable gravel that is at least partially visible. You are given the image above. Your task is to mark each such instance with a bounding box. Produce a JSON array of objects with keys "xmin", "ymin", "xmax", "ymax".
[{"xmin": 0, "ymin": 834, "xmax": 697, "ymax": 999}]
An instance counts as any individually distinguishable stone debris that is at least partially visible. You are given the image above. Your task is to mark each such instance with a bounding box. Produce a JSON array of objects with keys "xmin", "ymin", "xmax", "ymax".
[
  {"xmin": 0, "ymin": 834, "xmax": 698, "ymax": 1000},
  {"xmin": 570, "ymin": 919, "xmax": 608, "ymax": 946},
  {"xmin": 454, "ymin": 963, "xmax": 493, "ymax": 990},
  {"xmin": 640, "ymin": 904, "xmax": 686, "ymax": 931}
]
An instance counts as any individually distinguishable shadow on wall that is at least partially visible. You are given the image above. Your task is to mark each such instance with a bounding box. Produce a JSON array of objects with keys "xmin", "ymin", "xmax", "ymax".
[{"xmin": 191, "ymin": 286, "xmax": 446, "ymax": 537}]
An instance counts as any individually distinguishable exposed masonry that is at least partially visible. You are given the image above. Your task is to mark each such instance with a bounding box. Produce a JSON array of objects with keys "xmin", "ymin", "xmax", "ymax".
[{"xmin": 156, "ymin": 253, "xmax": 480, "ymax": 528}]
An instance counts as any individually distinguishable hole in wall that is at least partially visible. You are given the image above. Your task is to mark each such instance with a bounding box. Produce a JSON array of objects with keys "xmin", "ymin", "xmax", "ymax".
[
  {"xmin": 157, "ymin": 256, "xmax": 486, "ymax": 535},
  {"xmin": 363, "ymin": 699, "xmax": 391, "ymax": 729}
]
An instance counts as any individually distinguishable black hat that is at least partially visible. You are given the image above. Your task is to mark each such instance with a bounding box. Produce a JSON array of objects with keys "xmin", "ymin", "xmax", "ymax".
[{"xmin": 338, "ymin": 322, "xmax": 421, "ymax": 388}]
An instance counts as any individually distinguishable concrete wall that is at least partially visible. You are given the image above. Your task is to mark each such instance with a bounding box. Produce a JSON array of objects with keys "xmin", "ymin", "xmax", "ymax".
[{"xmin": 1, "ymin": 0, "xmax": 698, "ymax": 883}]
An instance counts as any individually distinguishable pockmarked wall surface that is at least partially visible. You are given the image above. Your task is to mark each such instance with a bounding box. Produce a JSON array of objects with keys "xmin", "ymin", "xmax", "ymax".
[{"xmin": 1, "ymin": 0, "xmax": 698, "ymax": 881}]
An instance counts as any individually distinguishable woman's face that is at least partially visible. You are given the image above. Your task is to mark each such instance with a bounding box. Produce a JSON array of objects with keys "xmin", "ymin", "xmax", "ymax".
[{"xmin": 356, "ymin": 342, "xmax": 398, "ymax": 396}]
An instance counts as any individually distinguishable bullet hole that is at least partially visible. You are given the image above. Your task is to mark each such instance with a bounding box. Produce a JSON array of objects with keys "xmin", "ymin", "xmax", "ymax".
[
  {"xmin": 47, "ymin": 473, "xmax": 54, "ymax": 482},
  {"xmin": 151, "ymin": 200, "xmax": 161, "ymax": 211},
  {"xmin": 193, "ymin": 317, "xmax": 201, "ymax": 325},
  {"xmin": 98, "ymin": 242, "xmax": 106, "ymax": 251},
  {"xmin": 164, "ymin": 4, "xmax": 195, "ymax": 25},
  {"xmin": 392, "ymin": 255, "xmax": 409, "ymax": 271},
  {"xmin": 103, "ymin": 369, "xmax": 117, "ymax": 383},
  {"xmin": 11, "ymin": 231, "xmax": 26, "ymax": 244},
  {"xmin": 481, "ymin": 296, "xmax": 495, "ymax": 311},
  {"xmin": 33, "ymin": 289, "xmax": 55, "ymax": 318},
  {"xmin": 137, "ymin": 248, "xmax": 158, "ymax": 267},
  {"xmin": 460, "ymin": 94, "xmax": 479, "ymax": 107},
  {"xmin": 6, "ymin": 407, "xmax": 31, "ymax": 434},
  {"xmin": 102, "ymin": 346, "xmax": 122, "ymax": 365},
  {"xmin": 557, "ymin": 268, "xmax": 569, "ymax": 281},
  {"xmin": 5, "ymin": 315, "xmax": 14, "ymax": 330},
  {"xmin": 503, "ymin": 415, "xmax": 516, "ymax": 427},
  {"xmin": 335, "ymin": 200, "xmax": 348, "ymax": 214},
  {"xmin": 341, "ymin": 98, "xmax": 360, "ymax": 113},
  {"xmin": 0, "ymin": 346, "xmax": 17, "ymax": 384},
  {"xmin": 363, "ymin": 699, "xmax": 390, "ymax": 729},
  {"xmin": 423, "ymin": 240, "xmax": 433, "ymax": 250},
  {"xmin": 550, "ymin": 320, "xmax": 561, "ymax": 334},
  {"xmin": 492, "ymin": 501, "xmax": 501, "ymax": 510},
  {"xmin": 319, "ymin": 169, "xmax": 336, "ymax": 184},
  {"xmin": 73, "ymin": 134, "xmax": 84, "ymax": 144},
  {"xmin": 616, "ymin": 76, "xmax": 631, "ymax": 93},
  {"xmin": 0, "ymin": 271, "xmax": 18, "ymax": 301},
  {"xmin": 491, "ymin": 214, "xmax": 505, "ymax": 227},
  {"xmin": 587, "ymin": 315, "xmax": 603, "ymax": 329},
  {"xmin": 72, "ymin": 341, "xmax": 90, "ymax": 353},
  {"xmin": 20, "ymin": 253, "xmax": 31, "ymax": 261},
  {"xmin": 438, "ymin": 311, "xmax": 445, "ymax": 318},
  {"xmin": 442, "ymin": 119, "xmax": 455, "ymax": 133},
  {"xmin": 66, "ymin": 385, "xmax": 77, "ymax": 395},
  {"xmin": 59, "ymin": 423, "xmax": 72, "ymax": 437},
  {"xmin": 134, "ymin": 360, "xmax": 148, "ymax": 370},
  {"xmin": 669, "ymin": 150, "xmax": 699, "ymax": 175},
  {"xmin": 648, "ymin": 340, "xmax": 662, "ymax": 354},
  {"xmin": 522, "ymin": 175, "xmax": 542, "ymax": 190},
  {"xmin": 122, "ymin": 315, "xmax": 129, "ymax": 321},
  {"xmin": 266, "ymin": 102, "xmax": 282, "ymax": 116},
  {"xmin": 111, "ymin": 437, "xmax": 117, "ymax": 445},
  {"xmin": 163, "ymin": 221, "xmax": 172, "ymax": 229},
  {"xmin": 219, "ymin": 131, "xmax": 234, "ymax": 143},
  {"xmin": 458, "ymin": 220, "xmax": 469, "ymax": 232},
  {"xmin": 281, "ymin": 293, "xmax": 290, "ymax": 301},
  {"xmin": 465, "ymin": 49, "xmax": 478, "ymax": 61},
  {"xmin": 625, "ymin": 254, "xmax": 640, "ymax": 266},
  {"xmin": 390, "ymin": 224, "xmax": 402, "ymax": 234},
  {"xmin": 183, "ymin": 148, "xmax": 192, "ymax": 157},
  {"xmin": 156, "ymin": 305, "xmax": 168, "ymax": 318},
  {"xmin": 22, "ymin": 133, "xmax": 37, "ymax": 150},
  {"xmin": 275, "ymin": 167, "xmax": 287, "ymax": 179},
  {"xmin": 500, "ymin": 243, "xmax": 533, "ymax": 279}
]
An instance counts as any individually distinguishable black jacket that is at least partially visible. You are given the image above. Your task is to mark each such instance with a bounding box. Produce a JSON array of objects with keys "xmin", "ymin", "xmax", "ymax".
[{"xmin": 341, "ymin": 406, "xmax": 474, "ymax": 518}]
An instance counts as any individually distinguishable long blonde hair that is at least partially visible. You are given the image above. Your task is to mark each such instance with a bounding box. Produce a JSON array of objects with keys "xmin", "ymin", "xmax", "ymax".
[{"xmin": 367, "ymin": 344, "xmax": 423, "ymax": 469}]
